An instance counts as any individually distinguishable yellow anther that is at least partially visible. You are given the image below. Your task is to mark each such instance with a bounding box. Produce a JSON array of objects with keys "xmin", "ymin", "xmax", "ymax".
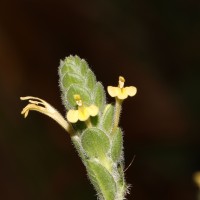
[
  {"xmin": 74, "ymin": 94, "xmax": 82, "ymax": 106},
  {"xmin": 118, "ymin": 76, "xmax": 125, "ymax": 88}
]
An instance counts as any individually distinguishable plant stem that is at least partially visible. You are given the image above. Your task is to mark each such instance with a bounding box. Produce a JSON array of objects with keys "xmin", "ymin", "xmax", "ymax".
[
  {"xmin": 112, "ymin": 98, "xmax": 122, "ymax": 135},
  {"xmin": 85, "ymin": 118, "xmax": 92, "ymax": 128}
]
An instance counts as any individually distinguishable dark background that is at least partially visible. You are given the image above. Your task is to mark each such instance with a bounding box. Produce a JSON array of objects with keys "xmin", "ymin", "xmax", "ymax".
[{"xmin": 0, "ymin": 0, "xmax": 200, "ymax": 199}]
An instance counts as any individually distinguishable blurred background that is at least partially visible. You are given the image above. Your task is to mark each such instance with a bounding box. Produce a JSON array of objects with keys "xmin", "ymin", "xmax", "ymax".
[{"xmin": 0, "ymin": 0, "xmax": 200, "ymax": 199}]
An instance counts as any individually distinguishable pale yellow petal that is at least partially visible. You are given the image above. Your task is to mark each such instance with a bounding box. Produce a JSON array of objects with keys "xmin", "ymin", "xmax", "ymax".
[
  {"xmin": 107, "ymin": 86, "xmax": 120, "ymax": 97},
  {"xmin": 87, "ymin": 105, "xmax": 99, "ymax": 116},
  {"xmin": 117, "ymin": 89, "xmax": 128, "ymax": 100},
  {"xmin": 124, "ymin": 86, "xmax": 137, "ymax": 97},
  {"xmin": 66, "ymin": 110, "xmax": 79, "ymax": 123},
  {"xmin": 78, "ymin": 107, "xmax": 90, "ymax": 121}
]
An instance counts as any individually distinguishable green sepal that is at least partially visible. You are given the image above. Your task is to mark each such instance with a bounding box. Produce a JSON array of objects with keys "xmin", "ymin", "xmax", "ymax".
[
  {"xmin": 101, "ymin": 104, "xmax": 114, "ymax": 133},
  {"xmin": 65, "ymin": 84, "xmax": 91, "ymax": 109},
  {"xmin": 81, "ymin": 127, "xmax": 110, "ymax": 159},
  {"xmin": 93, "ymin": 82, "xmax": 106, "ymax": 111},
  {"xmin": 111, "ymin": 128, "xmax": 123, "ymax": 162},
  {"xmin": 86, "ymin": 160, "xmax": 116, "ymax": 200}
]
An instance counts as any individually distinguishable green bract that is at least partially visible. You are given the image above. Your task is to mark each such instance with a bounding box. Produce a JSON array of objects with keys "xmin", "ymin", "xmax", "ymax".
[
  {"xmin": 81, "ymin": 128, "xmax": 110, "ymax": 159},
  {"xmin": 59, "ymin": 55, "xmax": 105, "ymax": 111}
]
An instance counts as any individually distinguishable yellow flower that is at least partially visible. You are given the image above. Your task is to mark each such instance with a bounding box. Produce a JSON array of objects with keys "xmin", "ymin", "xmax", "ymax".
[
  {"xmin": 193, "ymin": 171, "xmax": 200, "ymax": 188},
  {"xmin": 107, "ymin": 76, "xmax": 137, "ymax": 100},
  {"xmin": 66, "ymin": 94, "xmax": 99, "ymax": 123},
  {"xmin": 20, "ymin": 96, "xmax": 71, "ymax": 132}
]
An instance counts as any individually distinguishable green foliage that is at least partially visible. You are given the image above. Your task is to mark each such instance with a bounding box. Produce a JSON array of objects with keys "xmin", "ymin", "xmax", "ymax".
[{"xmin": 59, "ymin": 55, "xmax": 128, "ymax": 200}]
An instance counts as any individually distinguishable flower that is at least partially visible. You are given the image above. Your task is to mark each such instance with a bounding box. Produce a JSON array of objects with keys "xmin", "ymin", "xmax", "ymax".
[
  {"xmin": 107, "ymin": 76, "xmax": 137, "ymax": 100},
  {"xmin": 20, "ymin": 96, "xmax": 71, "ymax": 132},
  {"xmin": 66, "ymin": 94, "xmax": 99, "ymax": 123},
  {"xmin": 193, "ymin": 171, "xmax": 200, "ymax": 188}
]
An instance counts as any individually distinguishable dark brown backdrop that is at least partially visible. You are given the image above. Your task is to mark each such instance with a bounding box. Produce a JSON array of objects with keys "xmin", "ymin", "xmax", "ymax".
[{"xmin": 0, "ymin": 0, "xmax": 200, "ymax": 199}]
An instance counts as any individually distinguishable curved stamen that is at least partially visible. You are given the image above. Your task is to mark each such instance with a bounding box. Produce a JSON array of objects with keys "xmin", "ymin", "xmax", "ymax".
[{"xmin": 20, "ymin": 96, "xmax": 73, "ymax": 134}]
